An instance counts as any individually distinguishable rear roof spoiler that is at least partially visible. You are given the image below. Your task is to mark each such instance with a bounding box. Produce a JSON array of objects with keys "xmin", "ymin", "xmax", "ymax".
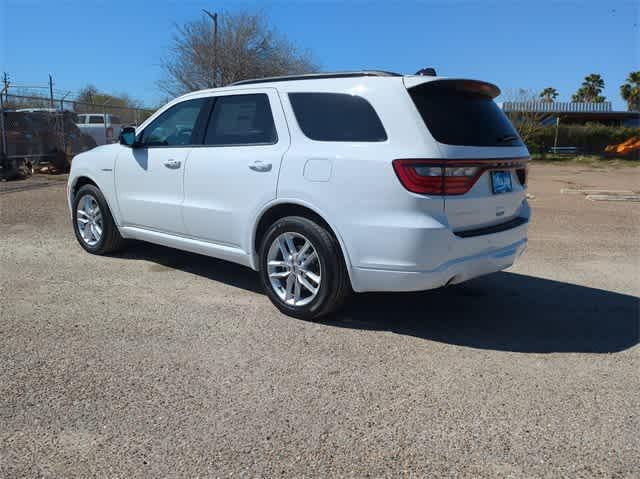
[{"xmin": 403, "ymin": 77, "xmax": 501, "ymax": 99}]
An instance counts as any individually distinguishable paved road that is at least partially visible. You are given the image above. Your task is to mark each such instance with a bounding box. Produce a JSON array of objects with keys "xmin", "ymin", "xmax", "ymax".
[{"xmin": 1, "ymin": 164, "xmax": 638, "ymax": 477}]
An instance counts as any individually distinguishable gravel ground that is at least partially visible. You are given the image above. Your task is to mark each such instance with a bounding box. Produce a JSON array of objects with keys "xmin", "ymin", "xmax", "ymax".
[{"xmin": 1, "ymin": 164, "xmax": 638, "ymax": 478}]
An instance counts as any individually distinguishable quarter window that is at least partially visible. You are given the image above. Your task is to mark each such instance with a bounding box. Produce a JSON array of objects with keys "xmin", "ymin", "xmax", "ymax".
[
  {"xmin": 288, "ymin": 92, "xmax": 387, "ymax": 142},
  {"xmin": 204, "ymin": 94, "xmax": 277, "ymax": 146},
  {"xmin": 140, "ymin": 98, "xmax": 207, "ymax": 147}
]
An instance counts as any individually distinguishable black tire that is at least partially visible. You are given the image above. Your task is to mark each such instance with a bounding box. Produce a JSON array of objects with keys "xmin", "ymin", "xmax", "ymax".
[
  {"xmin": 72, "ymin": 184, "xmax": 126, "ymax": 255},
  {"xmin": 259, "ymin": 216, "xmax": 351, "ymax": 320}
]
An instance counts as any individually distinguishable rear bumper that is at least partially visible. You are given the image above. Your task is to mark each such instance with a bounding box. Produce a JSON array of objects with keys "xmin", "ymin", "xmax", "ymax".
[
  {"xmin": 349, "ymin": 215, "xmax": 529, "ymax": 293},
  {"xmin": 352, "ymin": 237, "xmax": 526, "ymax": 292}
]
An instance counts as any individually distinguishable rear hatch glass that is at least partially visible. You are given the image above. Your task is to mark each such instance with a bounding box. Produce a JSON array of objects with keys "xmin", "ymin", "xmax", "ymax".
[{"xmin": 408, "ymin": 80, "xmax": 523, "ymax": 147}]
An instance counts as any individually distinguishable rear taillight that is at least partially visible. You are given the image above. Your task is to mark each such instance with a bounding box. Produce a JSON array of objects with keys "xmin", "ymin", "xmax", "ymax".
[
  {"xmin": 392, "ymin": 158, "xmax": 530, "ymax": 196},
  {"xmin": 393, "ymin": 160, "xmax": 480, "ymax": 195},
  {"xmin": 392, "ymin": 161, "xmax": 443, "ymax": 194},
  {"xmin": 106, "ymin": 127, "xmax": 114, "ymax": 139}
]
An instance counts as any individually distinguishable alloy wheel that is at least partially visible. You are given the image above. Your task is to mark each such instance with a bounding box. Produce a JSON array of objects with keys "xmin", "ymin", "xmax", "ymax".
[
  {"xmin": 76, "ymin": 194, "xmax": 103, "ymax": 247},
  {"xmin": 267, "ymin": 232, "xmax": 322, "ymax": 306}
]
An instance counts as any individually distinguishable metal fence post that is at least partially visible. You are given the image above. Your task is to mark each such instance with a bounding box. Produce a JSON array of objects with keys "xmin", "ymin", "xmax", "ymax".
[{"xmin": 0, "ymin": 89, "xmax": 7, "ymax": 176}]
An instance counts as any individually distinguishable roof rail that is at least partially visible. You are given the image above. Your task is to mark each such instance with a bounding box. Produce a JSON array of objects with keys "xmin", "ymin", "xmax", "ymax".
[{"xmin": 230, "ymin": 71, "xmax": 402, "ymax": 86}]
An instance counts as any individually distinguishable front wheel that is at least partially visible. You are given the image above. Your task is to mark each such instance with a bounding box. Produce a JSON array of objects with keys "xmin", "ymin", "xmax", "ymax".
[
  {"xmin": 259, "ymin": 216, "xmax": 351, "ymax": 320},
  {"xmin": 72, "ymin": 184, "xmax": 126, "ymax": 255}
]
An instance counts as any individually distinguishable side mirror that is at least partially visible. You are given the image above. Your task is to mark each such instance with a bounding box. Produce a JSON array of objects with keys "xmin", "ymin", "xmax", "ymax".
[{"xmin": 119, "ymin": 127, "xmax": 138, "ymax": 147}]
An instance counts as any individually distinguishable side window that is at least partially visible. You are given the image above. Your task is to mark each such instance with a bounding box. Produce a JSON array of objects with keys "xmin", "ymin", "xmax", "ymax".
[
  {"xmin": 288, "ymin": 92, "xmax": 387, "ymax": 142},
  {"xmin": 76, "ymin": 115, "xmax": 85, "ymax": 124},
  {"xmin": 89, "ymin": 115, "xmax": 104, "ymax": 124},
  {"xmin": 140, "ymin": 98, "xmax": 207, "ymax": 147},
  {"xmin": 204, "ymin": 94, "xmax": 277, "ymax": 146}
]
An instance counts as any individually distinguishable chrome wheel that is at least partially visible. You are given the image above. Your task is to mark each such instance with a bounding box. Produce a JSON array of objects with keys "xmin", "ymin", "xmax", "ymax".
[
  {"xmin": 267, "ymin": 232, "xmax": 321, "ymax": 307},
  {"xmin": 76, "ymin": 194, "xmax": 103, "ymax": 247}
]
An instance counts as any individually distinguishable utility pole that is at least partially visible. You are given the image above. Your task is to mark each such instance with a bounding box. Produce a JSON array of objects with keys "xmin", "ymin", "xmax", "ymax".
[
  {"xmin": 49, "ymin": 74, "xmax": 55, "ymax": 110},
  {"xmin": 202, "ymin": 9, "xmax": 218, "ymax": 87},
  {"xmin": 1, "ymin": 73, "xmax": 9, "ymax": 167},
  {"xmin": 2, "ymin": 72, "xmax": 9, "ymax": 103}
]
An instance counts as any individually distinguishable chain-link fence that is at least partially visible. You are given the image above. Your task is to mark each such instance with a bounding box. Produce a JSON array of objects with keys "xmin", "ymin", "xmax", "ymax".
[{"xmin": 1, "ymin": 91, "xmax": 154, "ymax": 178}]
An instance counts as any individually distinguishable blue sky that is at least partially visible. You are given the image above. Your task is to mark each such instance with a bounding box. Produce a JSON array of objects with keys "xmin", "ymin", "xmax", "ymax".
[{"xmin": 1, "ymin": 0, "xmax": 638, "ymax": 109}]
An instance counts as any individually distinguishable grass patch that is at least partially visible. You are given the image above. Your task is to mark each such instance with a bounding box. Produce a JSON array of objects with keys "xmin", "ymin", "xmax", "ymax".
[{"xmin": 530, "ymin": 154, "xmax": 640, "ymax": 168}]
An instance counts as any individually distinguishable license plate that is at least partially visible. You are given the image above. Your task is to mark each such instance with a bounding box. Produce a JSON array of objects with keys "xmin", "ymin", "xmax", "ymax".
[{"xmin": 491, "ymin": 170, "xmax": 513, "ymax": 194}]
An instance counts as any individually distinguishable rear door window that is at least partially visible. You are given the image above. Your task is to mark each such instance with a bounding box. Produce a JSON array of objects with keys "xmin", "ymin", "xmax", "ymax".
[
  {"xmin": 288, "ymin": 93, "xmax": 387, "ymax": 142},
  {"xmin": 409, "ymin": 82, "xmax": 523, "ymax": 147},
  {"xmin": 89, "ymin": 115, "xmax": 104, "ymax": 124},
  {"xmin": 204, "ymin": 94, "xmax": 277, "ymax": 146}
]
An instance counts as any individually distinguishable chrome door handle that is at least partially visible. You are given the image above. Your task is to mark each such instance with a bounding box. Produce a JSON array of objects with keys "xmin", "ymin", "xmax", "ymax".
[
  {"xmin": 163, "ymin": 159, "xmax": 181, "ymax": 169},
  {"xmin": 249, "ymin": 161, "xmax": 272, "ymax": 172}
]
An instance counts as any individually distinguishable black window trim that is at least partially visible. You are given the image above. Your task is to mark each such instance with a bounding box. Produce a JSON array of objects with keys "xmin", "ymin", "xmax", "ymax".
[
  {"xmin": 288, "ymin": 92, "xmax": 388, "ymax": 143},
  {"xmin": 136, "ymin": 97, "xmax": 213, "ymax": 149},
  {"xmin": 200, "ymin": 93, "xmax": 279, "ymax": 148}
]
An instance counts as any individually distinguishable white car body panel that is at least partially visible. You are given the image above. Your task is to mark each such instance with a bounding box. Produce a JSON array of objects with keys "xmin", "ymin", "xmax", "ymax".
[
  {"xmin": 115, "ymin": 146, "xmax": 191, "ymax": 234},
  {"xmin": 69, "ymin": 74, "xmax": 530, "ymax": 293}
]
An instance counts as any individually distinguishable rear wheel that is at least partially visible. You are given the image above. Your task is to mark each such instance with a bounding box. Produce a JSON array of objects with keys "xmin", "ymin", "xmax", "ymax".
[
  {"xmin": 259, "ymin": 216, "xmax": 350, "ymax": 319},
  {"xmin": 72, "ymin": 184, "xmax": 126, "ymax": 254}
]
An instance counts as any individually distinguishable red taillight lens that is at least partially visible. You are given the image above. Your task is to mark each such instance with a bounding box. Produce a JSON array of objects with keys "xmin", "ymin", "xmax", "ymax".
[
  {"xmin": 106, "ymin": 127, "xmax": 114, "ymax": 139},
  {"xmin": 392, "ymin": 160, "xmax": 480, "ymax": 195},
  {"xmin": 443, "ymin": 166, "xmax": 481, "ymax": 194},
  {"xmin": 392, "ymin": 160, "xmax": 443, "ymax": 194}
]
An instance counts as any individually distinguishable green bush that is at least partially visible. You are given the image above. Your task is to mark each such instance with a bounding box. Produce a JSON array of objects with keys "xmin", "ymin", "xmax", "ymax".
[{"xmin": 520, "ymin": 123, "xmax": 638, "ymax": 156}]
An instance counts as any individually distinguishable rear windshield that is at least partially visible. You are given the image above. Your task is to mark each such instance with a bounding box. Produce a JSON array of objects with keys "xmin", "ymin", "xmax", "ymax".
[{"xmin": 409, "ymin": 83, "xmax": 523, "ymax": 147}]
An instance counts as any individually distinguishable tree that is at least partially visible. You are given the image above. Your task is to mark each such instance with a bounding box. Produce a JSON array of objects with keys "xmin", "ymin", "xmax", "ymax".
[
  {"xmin": 74, "ymin": 85, "xmax": 151, "ymax": 124},
  {"xmin": 572, "ymin": 73, "xmax": 606, "ymax": 102},
  {"xmin": 158, "ymin": 10, "xmax": 318, "ymax": 96},
  {"xmin": 539, "ymin": 87, "xmax": 558, "ymax": 102},
  {"xmin": 503, "ymin": 88, "xmax": 547, "ymax": 147},
  {"xmin": 76, "ymin": 85, "xmax": 142, "ymax": 109},
  {"xmin": 620, "ymin": 71, "xmax": 640, "ymax": 111}
]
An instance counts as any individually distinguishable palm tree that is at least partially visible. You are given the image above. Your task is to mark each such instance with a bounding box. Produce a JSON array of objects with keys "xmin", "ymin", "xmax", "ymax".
[
  {"xmin": 573, "ymin": 74, "xmax": 605, "ymax": 102},
  {"xmin": 620, "ymin": 71, "xmax": 640, "ymax": 111},
  {"xmin": 539, "ymin": 87, "xmax": 559, "ymax": 102}
]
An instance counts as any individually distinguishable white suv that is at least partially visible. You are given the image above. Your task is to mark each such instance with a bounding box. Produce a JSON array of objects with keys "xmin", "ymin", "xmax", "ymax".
[{"xmin": 68, "ymin": 71, "xmax": 530, "ymax": 319}]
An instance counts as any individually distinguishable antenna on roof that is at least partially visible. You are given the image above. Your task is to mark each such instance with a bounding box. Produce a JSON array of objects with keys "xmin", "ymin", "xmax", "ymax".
[{"xmin": 416, "ymin": 67, "xmax": 437, "ymax": 76}]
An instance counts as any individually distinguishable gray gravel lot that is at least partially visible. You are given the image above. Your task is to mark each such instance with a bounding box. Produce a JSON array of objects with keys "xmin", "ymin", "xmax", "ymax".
[{"xmin": 1, "ymin": 164, "xmax": 639, "ymax": 477}]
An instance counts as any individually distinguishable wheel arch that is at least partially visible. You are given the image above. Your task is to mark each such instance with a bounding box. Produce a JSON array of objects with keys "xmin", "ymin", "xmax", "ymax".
[
  {"xmin": 70, "ymin": 175, "xmax": 98, "ymax": 197},
  {"xmin": 68, "ymin": 173, "xmax": 122, "ymax": 227},
  {"xmin": 251, "ymin": 200, "xmax": 354, "ymax": 286}
]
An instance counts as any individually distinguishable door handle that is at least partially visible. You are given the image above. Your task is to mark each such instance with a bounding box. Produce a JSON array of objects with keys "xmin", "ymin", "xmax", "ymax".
[
  {"xmin": 249, "ymin": 161, "xmax": 272, "ymax": 172},
  {"xmin": 163, "ymin": 159, "xmax": 181, "ymax": 169}
]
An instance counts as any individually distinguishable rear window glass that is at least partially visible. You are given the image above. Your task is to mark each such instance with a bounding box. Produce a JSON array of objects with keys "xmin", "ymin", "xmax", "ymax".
[
  {"xmin": 409, "ymin": 83, "xmax": 523, "ymax": 147},
  {"xmin": 288, "ymin": 93, "xmax": 387, "ymax": 142},
  {"xmin": 89, "ymin": 115, "xmax": 104, "ymax": 124}
]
